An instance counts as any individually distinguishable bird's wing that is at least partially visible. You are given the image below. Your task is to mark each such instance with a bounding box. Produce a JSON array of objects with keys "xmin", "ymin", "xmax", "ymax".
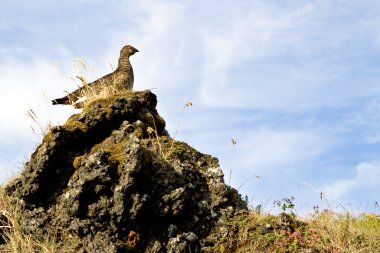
[
  {"xmin": 70, "ymin": 72, "xmax": 114, "ymax": 98},
  {"xmin": 54, "ymin": 70, "xmax": 117, "ymax": 105}
]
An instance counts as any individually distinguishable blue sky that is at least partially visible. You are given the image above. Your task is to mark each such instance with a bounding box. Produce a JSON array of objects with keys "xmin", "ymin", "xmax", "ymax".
[{"xmin": 1, "ymin": 0, "xmax": 380, "ymax": 215}]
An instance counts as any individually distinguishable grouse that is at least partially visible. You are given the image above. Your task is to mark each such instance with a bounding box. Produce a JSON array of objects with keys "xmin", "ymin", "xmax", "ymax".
[{"xmin": 52, "ymin": 45, "xmax": 138, "ymax": 106}]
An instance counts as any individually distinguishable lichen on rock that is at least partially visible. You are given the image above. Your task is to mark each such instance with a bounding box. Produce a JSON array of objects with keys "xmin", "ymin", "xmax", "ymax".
[{"xmin": 4, "ymin": 90, "xmax": 247, "ymax": 252}]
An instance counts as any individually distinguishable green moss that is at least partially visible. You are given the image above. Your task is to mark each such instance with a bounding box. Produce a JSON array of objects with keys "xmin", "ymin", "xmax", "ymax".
[
  {"xmin": 65, "ymin": 120, "xmax": 88, "ymax": 133},
  {"xmin": 103, "ymin": 140, "xmax": 129, "ymax": 172},
  {"xmin": 42, "ymin": 132, "xmax": 52, "ymax": 143},
  {"xmin": 85, "ymin": 91, "xmax": 133, "ymax": 110},
  {"xmin": 170, "ymin": 142, "xmax": 188, "ymax": 156},
  {"xmin": 161, "ymin": 139, "xmax": 191, "ymax": 157},
  {"xmin": 72, "ymin": 156, "xmax": 83, "ymax": 169},
  {"xmin": 133, "ymin": 127, "xmax": 144, "ymax": 139},
  {"xmin": 103, "ymin": 108, "xmax": 113, "ymax": 120}
]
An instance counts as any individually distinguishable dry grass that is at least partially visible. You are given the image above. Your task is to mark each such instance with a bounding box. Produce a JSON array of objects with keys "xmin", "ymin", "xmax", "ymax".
[
  {"xmin": 0, "ymin": 188, "xmax": 78, "ymax": 253},
  {"xmin": 26, "ymin": 109, "xmax": 53, "ymax": 138},
  {"xmin": 147, "ymin": 102, "xmax": 193, "ymax": 160},
  {"xmin": 1, "ymin": 177, "xmax": 379, "ymax": 253},
  {"xmin": 219, "ymin": 209, "xmax": 380, "ymax": 253},
  {"xmin": 307, "ymin": 211, "xmax": 380, "ymax": 252}
]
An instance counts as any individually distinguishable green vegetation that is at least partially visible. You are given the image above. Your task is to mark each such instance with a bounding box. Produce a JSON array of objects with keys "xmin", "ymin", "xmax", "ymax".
[
  {"xmin": 146, "ymin": 101, "xmax": 192, "ymax": 161},
  {"xmin": 2, "ymin": 184, "xmax": 378, "ymax": 252},
  {"xmin": 208, "ymin": 197, "xmax": 380, "ymax": 253}
]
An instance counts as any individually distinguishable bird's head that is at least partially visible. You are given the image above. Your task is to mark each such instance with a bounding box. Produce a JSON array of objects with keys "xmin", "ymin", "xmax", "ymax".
[{"xmin": 121, "ymin": 45, "xmax": 139, "ymax": 57}]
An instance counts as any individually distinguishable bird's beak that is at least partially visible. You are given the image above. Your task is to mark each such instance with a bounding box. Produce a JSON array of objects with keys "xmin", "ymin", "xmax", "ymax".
[{"xmin": 134, "ymin": 48, "xmax": 139, "ymax": 53}]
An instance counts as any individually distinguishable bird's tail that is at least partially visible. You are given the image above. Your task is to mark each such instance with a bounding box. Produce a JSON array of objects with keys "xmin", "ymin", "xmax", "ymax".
[{"xmin": 52, "ymin": 96, "xmax": 69, "ymax": 105}]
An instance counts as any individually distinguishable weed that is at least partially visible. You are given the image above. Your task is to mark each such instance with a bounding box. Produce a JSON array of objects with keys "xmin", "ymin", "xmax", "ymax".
[
  {"xmin": 274, "ymin": 196, "xmax": 296, "ymax": 214},
  {"xmin": 213, "ymin": 196, "xmax": 380, "ymax": 253},
  {"xmin": 147, "ymin": 102, "xmax": 192, "ymax": 160},
  {"xmin": 26, "ymin": 109, "xmax": 52, "ymax": 138}
]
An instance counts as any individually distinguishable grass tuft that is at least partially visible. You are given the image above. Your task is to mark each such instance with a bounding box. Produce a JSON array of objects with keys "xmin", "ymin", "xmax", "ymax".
[
  {"xmin": 209, "ymin": 199, "xmax": 380, "ymax": 253},
  {"xmin": 0, "ymin": 188, "xmax": 78, "ymax": 253}
]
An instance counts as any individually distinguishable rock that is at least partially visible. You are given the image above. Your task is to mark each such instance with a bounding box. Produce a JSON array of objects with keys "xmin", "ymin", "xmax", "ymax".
[{"xmin": 4, "ymin": 90, "xmax": 247, "ymax": 252}]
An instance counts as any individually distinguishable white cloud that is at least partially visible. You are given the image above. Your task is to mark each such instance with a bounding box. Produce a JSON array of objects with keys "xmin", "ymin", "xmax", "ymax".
[
  {"xmin": 339, "ymin": 98, "xmax": 380, "ymax": 144},
  {"xmin": 363, "ymin": 1, "xmax": 380, "ymax": 50},
  {"xmin": 199, "ymin": 2, "xmax": 314, "ymax": 108},
  {"xmin": 108, "ymin": 0, "xmax": 190, "ymax": 93},
  {"xmin": 98, "ymin": 1, "xmax": 380, "ymax": 115},
  {"xmin": 0, "ymin": 58, "xmax": 78, "ymax": 180},
  {"xmin": 225, "ymin": 128, "xmax": 331, "ymax": 174},
  {"xmin": 198, "ymin": 1, "xmax": 380, "ymax": 111},
  {"xmin": 322, "ymin": 161, "xmax": 380, "ymax": 199},
  {"xmin": 347, "ymin": 99, "xmax": 380, "ymax": 128},
  {"xmin": 366, "ymin": 133, "xmax": 380, "ymax": 144},
  {"xmin": 1, "ymin": 0, "xmax": 380, "ymax": 211}
]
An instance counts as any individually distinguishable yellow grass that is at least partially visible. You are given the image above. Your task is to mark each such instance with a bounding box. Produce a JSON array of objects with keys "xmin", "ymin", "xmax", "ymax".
[
  {"xmin": 0, "ymin": 188, "xmax": 78, "ymax": 253},
  {"xmin": 213, "ymin": 209, "xmax": 380, "ymax": 253}
]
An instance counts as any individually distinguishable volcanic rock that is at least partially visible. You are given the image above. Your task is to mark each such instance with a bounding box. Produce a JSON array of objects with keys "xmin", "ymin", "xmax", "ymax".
[{"xmin": 4, "ymin": 91, "xmax": 247, "ymax": 252}]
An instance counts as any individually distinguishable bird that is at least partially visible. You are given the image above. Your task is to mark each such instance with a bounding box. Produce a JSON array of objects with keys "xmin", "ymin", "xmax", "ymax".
[{"xmin": 52, "ymin": 45, "xmax": 139, "ymax": 106}]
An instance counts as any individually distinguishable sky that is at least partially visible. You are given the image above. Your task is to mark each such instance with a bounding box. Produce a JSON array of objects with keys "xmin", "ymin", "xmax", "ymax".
[{"xmin": 1, "ymin": 0, "xmax": 380, "ymax": 215}]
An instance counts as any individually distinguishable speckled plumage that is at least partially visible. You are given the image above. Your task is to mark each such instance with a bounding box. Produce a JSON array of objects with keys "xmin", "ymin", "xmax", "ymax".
[{"xmin": 52, "ymin": 45, "xmax": 138, "ymax": 105}]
